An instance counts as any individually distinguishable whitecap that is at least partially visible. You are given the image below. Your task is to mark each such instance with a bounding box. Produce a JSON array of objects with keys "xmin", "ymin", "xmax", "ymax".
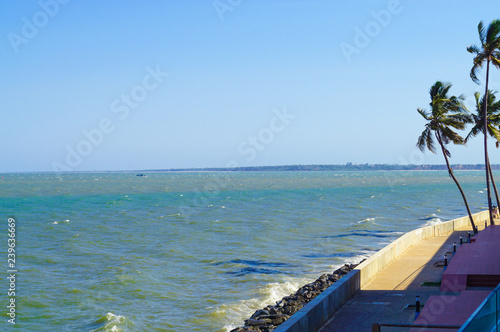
[
  {"xmin": 331, "ymin": 252, "xmax": 374, "ymax": 269},
  {"xmin": 423, "ymin": 217, "xmax": 443, "ymax": 226},
  {"xmin": 218, "ymin": 278, "xmax": 307, "ymax": 332},
  {"xmin": 88, "ymin": 312, "xmax": 131, "ymax": 332},
  {"xmin": 357, "ymin": 217, "xmax": 376, "ymax": 224}
]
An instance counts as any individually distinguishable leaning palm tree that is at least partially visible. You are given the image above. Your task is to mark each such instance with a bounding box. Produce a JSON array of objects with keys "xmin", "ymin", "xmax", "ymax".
[
  {"xmin": 417, "ymin": 81, "xmax": 475, "ymax": 231},
  {"xmin": 465, "ymin": 90, "xmax": 500, "ymax": 209},
  {"xmin": 467, "ymin": 19, "xmax": 500, "ymax": 225}
]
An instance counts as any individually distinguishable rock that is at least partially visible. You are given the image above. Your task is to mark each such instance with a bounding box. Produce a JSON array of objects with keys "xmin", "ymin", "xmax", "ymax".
[
  {"xmin": 231, "ymin": 260, "xmax": 362, "ymax": 331},
  {"xmin": 329, "ymin": 274, "xmax": 340, "ymax": 282},
  {"xmin": 258, "ymin": 314, "xmax": 289, "ymax": 325},
  {"xmin": 230, "ymin": 328, "xmax": 247, "ymax": 332},
  {"xmin": 251, "ymin": 309, "xmax": 270, "ymax": 319},
  {"xmin": 245, "ymin": 318, "xmax": 272, "ymax": 326}
]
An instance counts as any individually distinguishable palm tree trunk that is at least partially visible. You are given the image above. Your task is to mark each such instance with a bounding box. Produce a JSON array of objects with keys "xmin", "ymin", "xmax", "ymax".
[
  {"xmin": 484, "ymin": 58, "xmax": 494, "ymax": 225},
  {"xmin": 488, "ymin": 157, "xmax": 500, "ymax": 208},
  {"xmin": 436, "ymin": 132, "xmax": 476, "ymax": 231}
]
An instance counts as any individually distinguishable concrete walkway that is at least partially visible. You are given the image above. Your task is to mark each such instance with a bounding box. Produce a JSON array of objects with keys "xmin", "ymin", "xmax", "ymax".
[{"xmin": 318, "ymin": 221, "xmax": 493, "ymax": 332}]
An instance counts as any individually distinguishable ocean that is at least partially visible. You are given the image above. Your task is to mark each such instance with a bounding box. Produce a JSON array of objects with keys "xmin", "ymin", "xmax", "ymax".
[{"xmin": 0, "ymin": 170, "xmax": 492, "ymax": 331}]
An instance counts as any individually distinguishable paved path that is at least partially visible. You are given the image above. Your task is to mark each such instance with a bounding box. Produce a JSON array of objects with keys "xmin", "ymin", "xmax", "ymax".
[
  {"xmin": 318, "ymin": 221, "xmax": 492, "ymax": 332},
  {"xmin": 442, "ymin": 225, "xmax": 500, "ymax": 291}
]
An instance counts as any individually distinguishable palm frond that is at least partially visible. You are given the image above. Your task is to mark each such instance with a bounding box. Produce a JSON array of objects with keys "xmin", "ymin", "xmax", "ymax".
[
  {"xmin": 470, "ymin": 58, "xmax": 485, "ymax": 84},
  {"xmin": 492, "ymin": 54, "xmax": 500, "ymax": 69},
  {"xmin": 417, "ymin": 126, "xmax": 435, "ymax": 153},
  {"xmin": 469, "ymin": 20, "xmax": 500, "ymax": 84},
  {"xmin": 486, "ymin": 19, "xmax": 500, "ymax": 47},
  {"xmin": 465, "ymin": 123, "xmax": 481, "ymax": 142},
  {"xmin": 441, "ymin": 126, "xmax": 464, "ymax": 145},
  {"xmin": 467, "ymin": 44, "xmax": 481, "ymax": 54},
  {"xmin": 417, "ymin": 81, "xmax": 469, "ymax": 162},
  {"xmin": 443, "ymin": 114, "xmax": 472, "ymax": 128},
  {"xmin": 417, "ymin": 108, "xmax": 430, "ymax": 121},
  {"xmin": 478, "ymin": 21, "xmax": 486, "ymax": 46},
  {"xmin": 442, "ymin": 143, "xmax": 452, "ymax": 158},
  {"xmin": 488, "ymin": 124, "xmax": 500, "ymax": 142}
]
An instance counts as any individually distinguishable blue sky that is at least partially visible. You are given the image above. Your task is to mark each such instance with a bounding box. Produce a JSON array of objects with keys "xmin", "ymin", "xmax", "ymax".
[{"xmin": 2, "ymin": 0, "xmax": 500, "ymax": 172}]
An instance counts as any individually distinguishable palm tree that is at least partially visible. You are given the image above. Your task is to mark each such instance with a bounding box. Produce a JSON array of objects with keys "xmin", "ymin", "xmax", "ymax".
[
  {"xmin": 417, "ymin": 81, "xmax": 475, "ymax": 231},
  {"xmin": 467, "ymin": 19, "xmax": 500, "ymax": 225},
  {"xmin": 465, "ymin": 90, "xmax": 500, "ymax": 209}
]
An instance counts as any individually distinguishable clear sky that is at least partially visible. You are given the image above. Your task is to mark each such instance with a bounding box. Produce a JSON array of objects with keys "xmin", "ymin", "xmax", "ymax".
[{"xmin": 2, "ymin": 0, "xmax": 500, "ymax": 172}]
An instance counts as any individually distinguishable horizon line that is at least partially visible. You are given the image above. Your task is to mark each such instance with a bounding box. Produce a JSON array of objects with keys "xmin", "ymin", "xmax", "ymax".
[{"xmin": 2, "ymin": 163, "xmax": 499, "ymax": 174}]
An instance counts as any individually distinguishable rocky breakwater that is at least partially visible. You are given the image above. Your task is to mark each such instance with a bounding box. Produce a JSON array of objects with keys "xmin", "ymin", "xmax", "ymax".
[{"xmin": 230, "ymin": 262, "xmax": 362, "ymax": 332}]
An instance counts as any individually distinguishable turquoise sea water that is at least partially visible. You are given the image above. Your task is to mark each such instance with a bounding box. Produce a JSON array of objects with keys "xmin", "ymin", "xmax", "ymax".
[{"xmin": 0, "ymin": 171, "xmax": 493, "ymax": 331}]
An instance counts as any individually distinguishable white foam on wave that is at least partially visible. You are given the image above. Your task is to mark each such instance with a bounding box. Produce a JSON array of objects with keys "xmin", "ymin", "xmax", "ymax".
[
  {"xmin": 53, "ymin": 219, "xmax": 69, "ymax": 225},
  {"xmin": 356, "ymin": 217, "xmax": 376, "ymax": 224},
  {"xmin": 328, "ymin": 252, "xmax": 373, "ymax": 271},
  {"xmin": 425, "ymin": 218, "xmax": 442, "ymax": 226},
  {"xmin": 88, "ymin": 312, "xmax": 131, "ymax": 332},
  {"xmin": 217, "ymin": 278, "xmax": 309, "ymax": 332},
  {"xmin": 419, "ymin": 213, "xmax": 444, "ymax": 227},
  {"xmin": 218, "ymin": 249, "xmax": 377, "ymax": 331}
]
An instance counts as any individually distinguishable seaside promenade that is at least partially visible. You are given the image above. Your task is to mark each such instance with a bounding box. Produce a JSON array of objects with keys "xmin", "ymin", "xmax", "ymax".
[{"xmin": 318, "ymin": 219, "xmax": 497, "ymax": 332}]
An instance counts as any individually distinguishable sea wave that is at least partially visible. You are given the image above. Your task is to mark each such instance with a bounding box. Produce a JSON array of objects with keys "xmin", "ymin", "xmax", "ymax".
[
  {"xmin": 422, "ymin": 218, "xmax": 443, "ymax": 226},
  {"xmin": 323, "ymin": 230, "xmax": 404, "ymax": 239},
  {"xmin": 420, "ymin": 213, "xmax": 443, "ymax": 226},
  {"xmin": 87, "ymin": 312, "xmax": 132, "ymax": 332},
  {"xmin": 219, "ymin": 252, "xmax": 373, "ymax": 331},
  {"xmin": 354, "ymin": 217, "xmax": 377, "ymax": 225},
  {"xmin": 53, "ymin": 219, "xmax": 70, "ymax": 225},
  {"xmin": 217, "ymin": 278, "xmax": 308, "ymax": 332},
  {"xmin": 331, "ymin": 252, "xmax": 373, "ymax": 269}
]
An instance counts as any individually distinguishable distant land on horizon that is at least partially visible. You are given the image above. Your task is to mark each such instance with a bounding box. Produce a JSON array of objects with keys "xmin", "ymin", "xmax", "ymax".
[{"xmin": 138, "ymin": 164, "xmax": 500, "ymax": 173}]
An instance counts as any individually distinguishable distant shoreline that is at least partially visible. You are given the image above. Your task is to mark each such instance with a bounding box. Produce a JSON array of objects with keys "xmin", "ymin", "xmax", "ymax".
[
  {"xmin": 4, "ymin": 164, "xmax": 500, "ymax": 174},
  {"xmin": 132, "ymin": 164, "xmax": 500, "ymax": 173}
]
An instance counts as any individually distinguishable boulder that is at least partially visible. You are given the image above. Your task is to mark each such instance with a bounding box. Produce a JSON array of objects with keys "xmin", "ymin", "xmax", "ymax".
[
  {"xmin": 245, "ymin": 318, "xmax": 273, "ymax": 327},
  {"xmin": 251, "ymin": 309, "xmax": 270, "ymax": 319}
]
